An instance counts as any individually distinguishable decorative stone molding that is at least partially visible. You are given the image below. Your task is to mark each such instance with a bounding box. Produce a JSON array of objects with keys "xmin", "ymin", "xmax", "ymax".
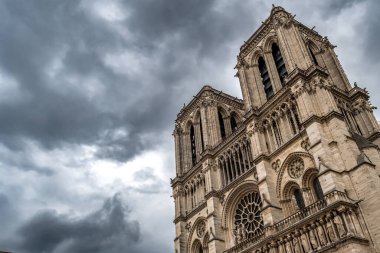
[
  {"xmin": 236, "ymin": 55, "xmax": 250, "ymax": 69},
  {"xmin": 276, "ymin": 152, "xmax": 315, "ymax": 198},
  {"xmin": 300, "ymin": 137, "xmax": 310, "ymax": 150},
  {"xmin": 196, "ymin": 220, "xmax": 206, "ymax": 238},
  {"xmin": 272, "ymin": 10, "xmax": 295, "ymax": 29},
  {"xmin": 272, "ymin": 159, "xmax": 281, "ymax": 173},
  {"xmin": 186, "ymin": 222, "xmax": 192, "ymax": 232},
  {"xmin": 224, "ymin": 191, "xmax": 369, "ymax": 253},
  {"xmin": 288, "ymin": 157, "xmax": 305, "ymax": 179}
]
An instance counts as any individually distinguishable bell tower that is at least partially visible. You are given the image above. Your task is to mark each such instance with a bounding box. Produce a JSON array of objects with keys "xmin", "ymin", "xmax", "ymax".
[{"xmin": 172, "ymin": 6, "xmax": 380, "ymax": 253}]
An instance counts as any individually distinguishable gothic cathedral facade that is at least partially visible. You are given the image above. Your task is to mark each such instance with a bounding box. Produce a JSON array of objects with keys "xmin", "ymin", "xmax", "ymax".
[{"xmin": 171, "ymin": 6, "xmax": 380, "ymax": 253}]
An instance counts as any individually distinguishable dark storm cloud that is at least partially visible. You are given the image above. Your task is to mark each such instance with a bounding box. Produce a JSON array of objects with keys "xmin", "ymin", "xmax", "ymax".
[
  {"xmin": 362, "ymin": 0, "xmax": 380, "ymax": 62},
  {"xmin": 322, "ymin": 0, "xmax": 363, "ymax": 15},
  {"xmin": 12, "ymin": 194, "xmax": 140, "ymax": 253},
  {"xmin": 0, "ymin": 0, "xmax": 262, "ymax": 162}
]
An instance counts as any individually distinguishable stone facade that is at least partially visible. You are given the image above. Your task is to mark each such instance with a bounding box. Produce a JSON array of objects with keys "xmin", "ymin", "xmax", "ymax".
[{"xmin": 171, "ymin": 6, "xmax": 380, "ymax": 253}]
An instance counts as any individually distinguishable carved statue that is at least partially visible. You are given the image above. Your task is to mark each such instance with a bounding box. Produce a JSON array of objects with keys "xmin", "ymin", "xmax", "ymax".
[
  {"xmin": 293, "ymin": 238, "xmax": 301, "ymax": 253},
  {"xmin": 309, "ymin": 229, "xmax": 318, "ymax": 250},
  {"xmin": 277, "ymin": 241, "xmax": 284, "ymax": 253},
  {"xmin": 300, "ymin": 233, "xmax": 310, "ymax": 252},
  {"xmin": 334, "ymin": 215, "xmax": 346, "ymax": 238},
  {"xmin": 317, "ymin": 224, "xmax": 327, "ymax": 246},
  {"xmin": 326, "ymin": 221, "xmax": 336, "ymax": 242},
  {"xmin": 285, "ymin": 239, "xmax": 292, "ymax": 253},
  {"xmin": 196, "ymin": 220, "xmax": 206, "ymax": 238},
  {"xmin": 233, "ymin": 223, "xmax": 247, "ymax": 244}
]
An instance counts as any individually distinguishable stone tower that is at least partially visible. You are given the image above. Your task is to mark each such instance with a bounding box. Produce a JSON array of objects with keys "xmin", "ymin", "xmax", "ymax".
[{"xmin": 171, "ymin": 6, "xmax": 380, "ymax": 253}]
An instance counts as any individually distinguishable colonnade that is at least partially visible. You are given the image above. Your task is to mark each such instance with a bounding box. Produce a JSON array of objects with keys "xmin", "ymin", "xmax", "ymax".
[
  {"xmin": 218, "ymin": 138, "xmax": 253, "ymax": 186},
  {"xmin": 261, "ymin": 103, "xmax": 302, "ymax": 153},
  {"xmin": 184, "ymin": 173, "xmax": 206, "ymax": 212}
]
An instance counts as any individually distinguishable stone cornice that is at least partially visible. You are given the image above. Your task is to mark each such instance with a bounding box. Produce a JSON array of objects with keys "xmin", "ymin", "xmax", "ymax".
[
  {"xmin": 173, "ymin": 201, "xmax": 207, "ymax": 224},
  {"xmin": 253, "ymin": 129, "xmax": 306, "ymax": 164},
  {"xmin": 175, "ymin": 85, "xmax": 243, "ymax": 124},
  {"xmin": 212, "ymin": 126, "xmax": 247, "ymax": 157},
  {"xmin": 219, "ymin": 167, "xmax": 257, "ymax": 195},
  {"xmin": 368, "ymin": 132, "xmax": 380, "ymax": 144},
  {"xmin": 302, "ymin": 111, "xmax": 344, "ymax": 128},
  {"xmin": 171, "ymin": 162, "xmax": 203, "ymax": 188},
  {"xmin": 348, "ymin": 87, "xmax": 370, "ymax": 101},
  {"xmin": 297, "ymin": 23, "xmax": 324, "ymax": 43}
]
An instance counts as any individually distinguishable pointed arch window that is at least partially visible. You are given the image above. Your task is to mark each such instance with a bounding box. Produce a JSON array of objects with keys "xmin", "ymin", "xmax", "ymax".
[
  {"xmin": 309, "ymin": 47, "xmax": 319, "ymax": 66},
  {"xmin": 190, "ymin": 125, "xmax": 197, "ymax": 166},
  {"xmin": 292, "ymin": 105, "xmax": 302, "ymax": 130},
  {"xmin": 287, "ymin": 110, "xmax": 297, "ymax": 135},
  {"xmin": 272, "ymin": 120, "xmax": 282, "ymax": 146},
  {"xmin": 294, "ymin": 188, "xmax": 305, "ymax": 210},
  {"xmin": 230, "ymin": 115, "xmax": 238, "ymax": 132},
  {"xmin": 272, "ymin": 43, "xmax": 288, "ymax": 85},
  {"xmin": 313, "ymin": 178, "xmax": 324, "ymax": 201},
  {"xmin": 218, "ymin": 110, "xmax": 226, "ymax": 139},
  {"xmin": 199, "ymin": 116, "xmax": 205, "ymax": 150},
  {"xmin": 258, "ymin": 57, "xmax": 273, "ymax": 98}
]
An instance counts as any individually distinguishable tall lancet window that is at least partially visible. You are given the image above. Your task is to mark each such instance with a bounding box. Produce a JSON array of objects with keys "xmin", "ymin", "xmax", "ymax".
[
  {"xmin": 309, "ymin": 47, "xmax": 319, "ymax": 66},
  {"xmin": 294, "ymin": 189, "xmax": 305, "ymax": 210},
  {"xmin": 218, "ymin": 110, "xmax": 226, "ymax": 139},
  {"xmin": 258, "ymin": 57, "xmax": 273, "ymax": 99},
  {"xmin": 313, "ymin": 178, "xmax": 324, "ymax": 201},
  {"xmin": 190, "ymin": 125, "xmax": 196, "ymax": 166},
  {"xmin": 230, "ymin": 114, "xmax": 238, "ymax": 133},
  {"xmin": 272, "ymin": 43, "xmax": 288, "ymax": 85},
  {"xmin": 199, "ymin": 117, "xmax": 205, "ymax": 150}
]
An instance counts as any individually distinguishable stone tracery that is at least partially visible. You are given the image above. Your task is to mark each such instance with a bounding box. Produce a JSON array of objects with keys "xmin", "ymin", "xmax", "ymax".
[
  {"xmin": 288, "ymin": 157, "xmax": 304, "ymax": 179},
  {"xmin": 233, "ymin": 192, "xmax": 263, "ymax": 244}
]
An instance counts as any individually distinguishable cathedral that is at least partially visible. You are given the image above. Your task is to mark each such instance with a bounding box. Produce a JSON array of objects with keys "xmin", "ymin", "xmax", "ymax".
[{"xmin": 171, "ymin": 6, "xmax": 380, "ymax": 253}]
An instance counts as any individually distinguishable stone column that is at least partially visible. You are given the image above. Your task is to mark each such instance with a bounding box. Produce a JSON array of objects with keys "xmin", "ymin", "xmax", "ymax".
[
  {"xmin": 194, "ymin": 123, "xmax": 202, "ymax": 162},
  {"xmin": 264, "ymin": 50, "xmax": 282, "ymax": 93}
]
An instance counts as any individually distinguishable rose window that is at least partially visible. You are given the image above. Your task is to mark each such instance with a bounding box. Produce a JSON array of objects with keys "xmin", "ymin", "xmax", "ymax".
[
  {"xmin": 288, "ymin": 157, "xmax": 304, "ymax": 179},
  {"xmin": 233, "ymin": 192, "xmax": 263, "ymax": 244}
]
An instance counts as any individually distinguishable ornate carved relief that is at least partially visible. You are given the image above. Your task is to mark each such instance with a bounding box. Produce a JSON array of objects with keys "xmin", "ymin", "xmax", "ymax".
[
  {"xmin": 301, "ymin": 137, "xmax": 310, "ymax": 150},
  {"xmin": 196, "ymin": 220, "xmax": 206, "ymax": 238},
  {"xmin": 273, "ymin": 11, "xmax": 295, "ymax": 29},
  {"xmin": 288, "ymin": 157, "xmax": 305, "ymax": 179},
  {"xmin": 272, "ymin": 159, "xmax": 281, "ymax": 173},
  {"xmin": 185, "ymin": 222, "xmax": 192, "ymax": 232}
]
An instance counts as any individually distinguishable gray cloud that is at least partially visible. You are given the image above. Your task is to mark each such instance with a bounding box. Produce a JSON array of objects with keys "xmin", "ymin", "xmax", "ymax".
[
  {"xmin": 362, "ymin": 0, "xmax": 380, "ymax": 62},
  {"xmin": 0, "ymin": 0, "xmax": 264, "ymax": 162},
  {"xmin": 0, "ymin": 1, "xmax": 380, "ymax": 253},
  {"xmin": 11, "ymin": 194, "xmax": 140, "ymax": 253}
]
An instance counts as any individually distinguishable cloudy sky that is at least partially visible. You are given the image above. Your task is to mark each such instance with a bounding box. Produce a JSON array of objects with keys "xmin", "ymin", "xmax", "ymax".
[{"xmin": 0, "ymin": 0, "xmax": 379, "ymax": 252}]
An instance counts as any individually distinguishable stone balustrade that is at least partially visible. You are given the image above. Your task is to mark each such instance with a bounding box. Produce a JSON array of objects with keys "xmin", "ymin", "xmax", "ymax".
[{"xmin": 224, "ymin": 190, "xmax": 369, "ymax": 253}]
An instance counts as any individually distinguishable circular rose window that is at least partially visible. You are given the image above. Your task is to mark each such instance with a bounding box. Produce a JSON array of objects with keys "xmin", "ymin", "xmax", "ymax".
[
  {"xmin": 233, "ymin": 192, "xmax": 263, "ymax": 244},
  {"xmin": 288, "ymin": 157, "xmax": 304, "ymax": 179}
]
